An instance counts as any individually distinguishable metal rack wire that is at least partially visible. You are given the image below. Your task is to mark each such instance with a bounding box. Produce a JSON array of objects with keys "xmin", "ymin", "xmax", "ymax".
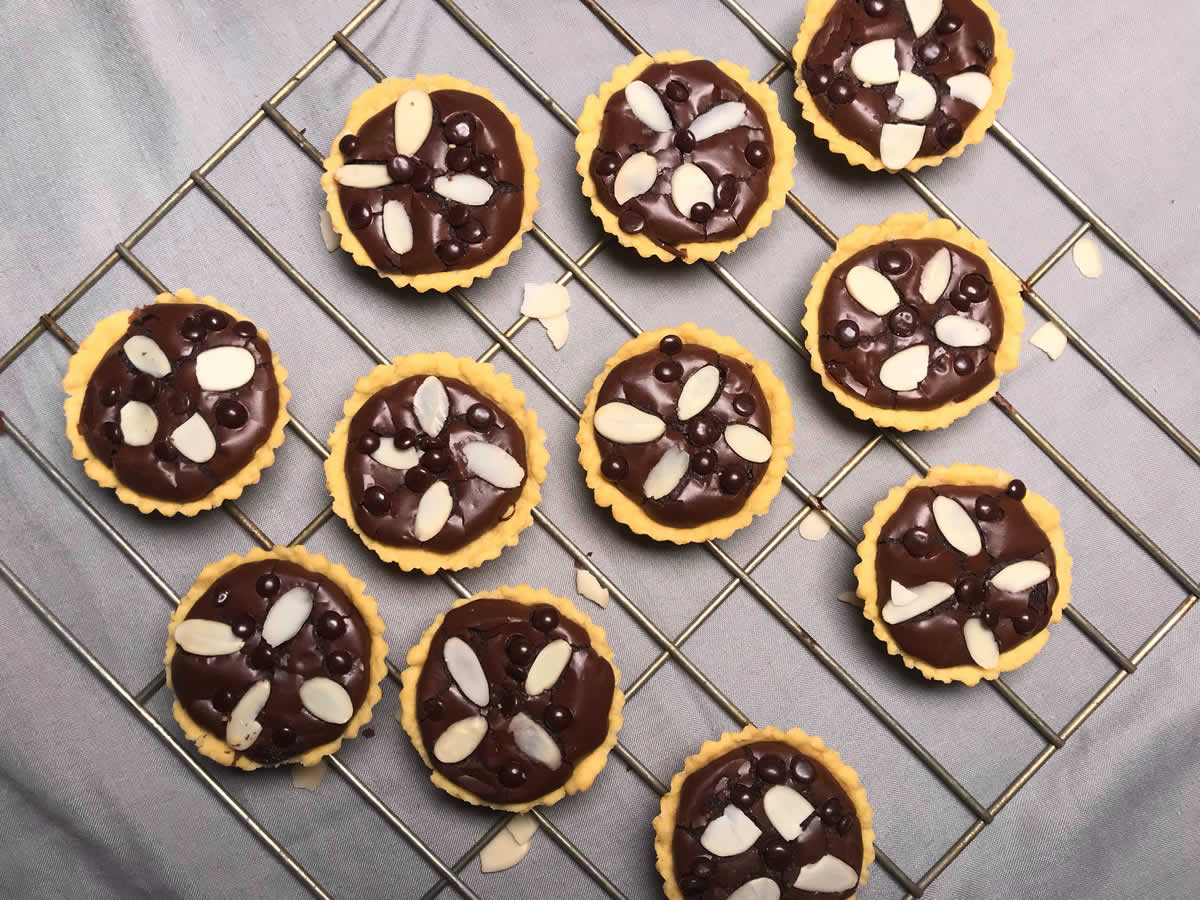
[{"xmin": 2, "ymin": 0, "xmax": 1196, "ymax": 897}]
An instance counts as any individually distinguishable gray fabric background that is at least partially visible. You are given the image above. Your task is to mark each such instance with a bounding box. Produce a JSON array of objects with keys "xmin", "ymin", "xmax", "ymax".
[{"xmin": 1, "ymin": 0, "xmax": 1198, "ymax": 897}]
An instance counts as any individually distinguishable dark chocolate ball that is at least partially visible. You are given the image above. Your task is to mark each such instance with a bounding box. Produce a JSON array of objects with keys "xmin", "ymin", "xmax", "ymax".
[
  {"xmin": 790, "ymin": 755, "xmax": 815, "ymax": 784},
  {"xmin": 471, "ymin": 157, "xmax": 493, "ymax": 178},
  {"xmin": 691, "ymin": 448, "xmax": 718, "ymax": 476},
  {"xmin": 507, "ymin": 636, "xmax": 534, "ymax": 666},
  {"xmin": 902, "ymin": 527, "xmax": 933, "ymax": 557},
  {"xmin": 446, "ymin": 147, "xmax": 472, "ymax": 172},
  {"xmin": 689, "ymin": 201, "xmax": 713, "ymax": 224},
  {"xmin": 325, "ymin": 650, "xmax": 353, "ymax": 675},
  {"xmin": 958, "ymin": 273, "xmax": 990, "ymax": 303},
  {"xmin": 888, "ymin": 307, "xmax": 917, "ymax": 337},
  {"xmin": 204, "ymin": 310, "xmax": 228, "ymax": 331},
  {"xmin": 131, "ymin": 373, "xmax": 157, "ymax": 402},
  {"xmin": 659, "ymin": 334, "xmax": 683, "ymax": 355},
  {"xmin": 666, "ymin": 79, "xmax": 689, "ymax": 102},
  {"xmin": 745, "ymin": 140, "xmax": 770, "ymax": 167},
  {"xmin": 544, "ymin": 705, "xmax": 572, "ymax": 731},
  {"xmin": 393, "ymin": 428, "xmax": 416, "ymax": 450},
  {"xmin": 153, "ymin": 441, "xmax": 177, "ymax": 461},
  {"xmin": 919, "ymin": 41, "xmax": 946, "ymax": 65},
  {"xmin": 436, "ymin": 240, "xmax": 466, "ymax": 265},
  {"xmin": 1012, "ymin": 610, "xmax": 1038, "ymax": 634},
  {"xmin": 317, "ymin": 611, "xmax": 347, "ymax": 640},
  {"xmin": 879, "ymin": 248, "xmax": 912, "ymax": 275},
  {"xmin": 467, "ymin": 404, "xmax": 495, "ymax": 430},
  {"xmin": 498, "ymin": 762, "xmax": 527, "ymax": 788},
  {"xmin": 819, "ymin": 798, "xmax": 843, "ymax": 823},
  {"xmin": 937, "ymin": 14, "xmax": 963, "ymax": 33},
  {"xmin": 936, "ymin": 118, "xmax": 965, "ymax": 148},
  {"xmin": 346, "ymin": 203, "xmax": 372, "ymax": 231},
  {"xmin": 732, "ymin": 393, "xmax": 756, "ymax": 416},
  {"xmin": 446, "ymin": 203, "xmax": 471, "ymax": 227},
  {"xmin": 213, "ymin": 687, "xmax": 239, "ymax": 713},
  {"xmin": 593, "ymin": 153, "xmax": 619, "ymax": 177},
  {"xmin": 274, "ymin": 727, "xmax": 296, "ymax": 746},
  {"xmin": 170, "ymin": 393, "xmax": 192, "ymax": 415},
  {"xmin": 386, "ymin": 155, "xmax": 414, "ymax": 183},
  {"xmin": 1005, "ymin": 479, "xmax": 1027, "ymax": 500},
  {"xmin": 338, "ymin": 134, "xmax": 358, "ymax": 156},
  {"xmin": 256, "ymin": 574, "xmax": 279, "ymax": 597},
  {"xmin": 251, "ymin": 644, "xmax": 275, "ymax": 669},
  {"xmin": 404, "ymin": 466, "xmax": 436, "ymax": 493},
  {"xmin": 808, "ymin": 67, "xmax": 833, "ymax": 94},
  {"xmin": 654, "ymin": 360, "xmax": 683, "ymax": 382},
  {"xmin": 232, "ymin": 616, "xmax": 255, "ymax": 639},
  {"xmin": 687, "ymin": 417, "xmax": 719, "ymax": 446},
  {"xmin": 981, "ymin": 608, "xmax": 1000, "ymax": 628},
  {"xmin": 531, "ymin": 605, "xmax": 559, "ymax": 631},
  {"xmin": 730, "ymin": 784, "xmax": 756, "ymax": 810},
  {"xmin": 617, "ymin": 209, "xmax": 645, "ymax": 234},
  {"xmin": 442, "ymin": 112, "xmax": 475, "ymax": 144},
  {"xmin": 458, "ymin": 220, "xmax": 487, "ymax": 245},
  {"xmin": 763, "ymin": 839, "xmax": 791, "ymax": 869},
  {"xmin": 975, "ymin": 496, "xmax": 1004, "ymax": 522},
  {"xmin": 837, "ymin": 813, "xmax": 856, "ymax": 835},
  {"xmin": 420, "ymin": 447, "xmax": 451, "ymax": 473},
  {"xmin": 100, "ymin": 421, "xmax": 122, "ymax": 445},
  {"xmin": 357, "ymin": 432, "xmax": 380, "ymax": 454},
  {"xmin": 362, "ymin": 485, "xmax": 391, "ymax": 516},
  {"xmin": 601, "ymin": 455, "xmax": 628, "ymax": 481},
  {"xmin": 828, "ymin": 78, "xmax": 856, "ymax": 104},
  {"xmin": 411, "ymin": 165, "xmax": 434, "ymax": 191},
  {"xmin": 215, "ymin": 399, "xmax": 248, "ymax": 429},
  {"xmin": 955, "ymin": 573, "xmax": 985, "ymax": 606},
  {"xmin": 953, "ymin": 355, "xmax": 975, "ymax": 376},
  {"xmin": 233, "ymin": 320, "xmax": 258, "ymax": 339},
  {"xmin": 100, "ymin": 385, "xmax": 120, "ymax": 406},
  {"xmin": 757, "ymin": 754, "xmax": 787, "ymax": 784},
  {"xmin": 674, "ymin": 129, "xmax": 696, "ymax": 153},
  {"xmin": 719, "ymin": 468, "xmax": 746, "ymax": 495},
  {"xmin": 865, "ymin": 0, "xmax": 889, "ymax": 16},
  {"xmin": 834, "ymin": 319, "xmax": 860, "ymax": 348}
]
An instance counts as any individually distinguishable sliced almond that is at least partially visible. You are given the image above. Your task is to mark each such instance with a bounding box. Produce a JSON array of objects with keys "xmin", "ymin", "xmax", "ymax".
[
  {"xmin": 261, "ymin": 587, "xmax": 314, "ymax": 647},
  {"xmin": 727, "ymin": 878, "xmax": 781, "ymax": 900},
  {"xmin": 846, "ymin": 265, "xmax": 901, "ymax": 315},
  {"xmin": 479, "ymin": 828, "xmax": 531, "ymax": 873},
  {"xmin": 414, "ymin": 376, "xmax": 449, "ymax": 437},
  {"xmin": 991, "ymin": 560, "xmax": 1051, "ymax": 592},
  {"xmin": 320, "ymin": 209, "xmax": 339, "ymax": 251},
  {"xmin": 1030, "ymin": 321, "xmax": 1068, "ymax": 360},
  {"xmin": 851, "ymin": 39, "xmax": 900, "ymax": 85},
  {"xmin": 119, "ymin": 401, "xmax": 158, "ymax": 447},
  {"xmin": 837, "ymin": 590, "xmax": 865, "ymax": 609},
  {"xmin": 904, "ymin": 0, "xmax": 943, "ymax": 37},
  {"xmin": 174, "ymin": 619, "xmax": 245, "ymax": 656},
  {"xmin": 670, "ymin": 163, "xmax": 715, "ymax": 218},
  {"xmin": 444, "ymin": 636, "xmax": 490, "ymax": 707},
  {"xmin": 576, "ymin": 567, "xmax": 609, "ymax": 608},
  {"xmin": 434, "ymin": 715, "xmax": 487, "ymax": 763},
  {"xmin": 799, "ymin": 511, "xmax": 831, "ymax": 542},
  {"xmin": 724, "ymin": 423, "xmax": 772, "ymax": 463},
  {"xmin": 414, "ymin": 480, "xmax": 453, "ymax": 542},
  {"xmin": 372, "ymin": 441, "xmax": 420, "ymax": 470},
  {"xmin": 793, "ymin": 854, "xmax": 860, "ymax": 893},
  {"xmin": 463, "ymin": 442, "xmax": 525, "ymax": 489},
  {"xmin": 947, "ymin": 72, "xmax": 993, "ymax": 109},
  {"xmin": 433, "ymin": 174, "xmax": 493, "ymax": 206},
  {"xmin": 593, "ymin": 402, "xmax": 665, "ymax": 444},
  {"xmin": 382, "ymin": 200, "xmax": 414, "ymax": 255},
  {"xmin": 506, "ymin": 813, "xmax": 539, "ymax": 845},
  {"xmin": 195, "ymin": 345, "xmax": 256, "ymax": 392},
  {"xmin": 880, "ymin": 123, "xmax": 925, "ymax": 170},
  {"xmin": 763, "ymin": 784, "xmax": 815, "ymax": 841},
  {"xmin": 393, "ymin": 89, "xmax": 433, "ymax": 156},
  {"xmin": 643, "ymin": 446, "xmax": 690, "ymax": 500},
  {"xmin": 299, "ymin": 677, "xmax": 354, "ymax": 724},
  {"xmin": 613, "ymin": 152, "xmax": 658, "ymax": 205},
  {"xmin": 521, "ymin": 282, "xmax": 571, "ymax": 320},
  {"xmin": 1072, "ymin": 237, "xmax": 1103, "ymax": 279},
  {"xmin": 525, "ymin": 639, "xmax": 572, "ymax": 695},
  {"xmin": 881, "ymin": 580, "xmax": 955, "ymax": 624},
  {"xmin": 624, "ymin": 80, "xmax": 672, "ymax": 131},
  {"xmin": 896, "ymin": 71, "xmax": 937, "ymax": 121},
  {"xmin": 878, "ymin": 344, "xmax": 930, "ymax": 392},
  {"xmin": 919, "ymin": 247, "xmax": 953, "ymax": 303},
  {"xmin": 543, "ymin": 313, "xmax": 569, "ymax": 350},
  {"xmin": 964, "ymin": 617, "xmax": 1000, "ymax": 668},
  {"xmin": 676, "ymin": 364, "xmax": 720, "ymax": 420},
  {"xmin": 934, "ymin": 316, "xmax": 991, "ymax": 347},
  {"xmin": 509, "ymin": 712, "xmax": 562, "ymax": 768},
  {"xmin": 292, "ymin": 759, "xmax": 328, "ymax": 791},
  {"xmin": 170, "ymin": 413, "xmax": 217, "ymax": 463},
  {"xmin": 688, "ymin": 101, "xmax": 747, "ymax": 141},
  {"xmin": 699, "ymin": 804, "xmax": 762, "ymax": 857},
  {"xmin": 932, "ymin": 495, "xmax": 983, "ymax": 555},
  {"xmin": 123, "ymin": 335, "xmax": 171, "ymax": 377},
  {"xmin": 334, "ymin": 163, "xmax": 392, "ymax": 188},
  {"xmin": 226, "ymin": 680, "xmax": 270, "ymax": 750}
]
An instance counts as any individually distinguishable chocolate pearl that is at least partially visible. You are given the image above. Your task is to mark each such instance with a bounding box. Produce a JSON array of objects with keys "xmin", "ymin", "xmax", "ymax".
[
  {"xmin": 865, "ymin": 0, "xmax": 889, "ymax": 15},
  {"xmin": 763, "ymin": 839, "xmax": 791, "ymax": 869},
  {"xmin": 790, "ymin": 756, "xmax": 815, "ymax": 784},
  {"xmin": 203, "ymin": 310, "xmax": 228, "ymax": 331},
  {"xmin": 689, "ymin": 202, "xmax": 713, "ymax": 224},
  {"xmin": 153, "ymin": 441, "xmax": 177, "ymax": 461},
  {"xmin": 666, "ymin": 79, "xmax": 689, "ymax": 102},
  {"xmin": 436, "ymin": 240, "xmax": 466, "ymax": 265},
  {"xmin": 955, "ymin": 573, "xmax": 985, "ymax": 605},
  {"xmin": 338, "ymin": 133, "xmax": 358, "ymax": 156},
  {"xmin": 233, "ymin": 320, "xmax": 257, "ymax": 339},
  {"xmin": 903, "ymin": 527, "xmax": 933, "ymax": 557},
  {"xmin": 679, "ymin": 876, "xmax": 706, "ymax": 896},
  {"xmin": 232, "ymin": 616, "xmax": 255, "ymax": 638},
  {"xmin": 506, "ymin": 636, "xmax": 534, "ymax": 666},
  {"xmin": 674, "ymin": 129, "xmax": 696, "ymax": 153},
  {"xmin": 531, "ymin": 605, "xmax": 559, "ymax": 631},
  {"xmin": 593, "ymin": 153, "xmax": 619, "ymax": 177},
  {"xmin": 357, "ymin": 432, "xmax": 380, "ymax": 454},
  {"xmin": 129, "ymin": 374, "xmax": 156, "ymax": 402},
  {"xmin": 757, "ymin": 754, "xmax": 787, "ymax": 784},
  {"xmin": 919, "ymin": 41, "xmax": 946, "ymax": 65},
  {"xmin": 819, "ymin": 798, "xmax": 843, "ymax": 823},
  {"xmin": 617, "ymin": 209, "xmax": 645, "ymax": 234},
  {"xmin": 471, "ymin": 157, "xmax": 493, "ymax": 179},
  {"xmin": 880, "ymin": 248, "xmax": 912, "ymax": 275},
  {"xmin": 951, "ymin": 292, "xmax": 974, "ymax": 312},
  {"xmin": 653, "ymin": 360, "xmax": 683, "ymax": 382},
  {"xmin": 362, "ymin": 485, "xmax": 391, "ymax": 516},
  {"xmin": 691, "ymin": 448, "xmax": 718, "ymax": 476},
  {"xmin": 404, "ymin": 466, "xmax": 436, "ymax": 493},
  {"xmin": 251, "ymin": 644, "xmax": 275, "ymax": 669},
  {"xmin": 958, "ymin": 273, "xmax": 990, "ymax": 303},
  {"xmin": 953, "ymin": 355, "xmax": 975, "ymax": 376},
  {"xmin": 744, "ymin": 140, "xmax": 770, "ymax": 167},
  {"xmin": 730, "ymin": 784, "xmax": 756, "ymax": 810},
  {"xmin": 1005, "ymin": 479, "xmax": 1027, "ymax": 500},
  {"xmin": 714, "ymin": 175, "xmax": 738, "ymax": 209},
  {"xmin": 215, "ymin": 399, "xmax": 248, "ymax": 429},
  {"xmin": 687, "ymin": 417, "xmax": 719, "ymax": 446},
  {"xmin": 937, "ymin": 14, "xmax": 962, "ymax": 33},
  {"xmin": 213, "ymin": 687, "xmax": 238, "ymax": 713},
  {"xmin": 498, "ymin": 693, "xmax": 519, "ymax": 717},
  {"xmin": 720, "ymin": 468, "xmax": 747, "ymax": 495},
  {"xmin": 981, "ymin": 608, "xmax": 1000, "ymax": 628},
  {"xmin": 393, "ymin": 428, "xmax": 416, "ymax": 450},
  {"xmin": 99, "ymin": 385, "xmax": 120, "ymax": 406},
  {"xmin": 317, "ymin": 611, "xmax": 347, "ymax": 640},
  {"xmin": 1012, "ymin": 610, "xmax": 1038, "ymax": 634},
  {"xmin": 386, "ymin": 155, "xmax": 414, "ymax": 184},
  {"xmin": 691, "ymin": 857, "xmax": 716, "ymax": 879},
  {"xmin": 832, "ymin": 319, "xmax": 860, "ymax": 348},
  {"xmin": 544, "ymin": 705, "xmax": 572, "ymax": 731},
  {"xmin": 807, "ymin": 67, "xmax": 833, "ymax": 94},
  {"xmin": 421, "ymin": 447, "xmax": 451, "ymax": 473},
  {"xmin": 274, "ymin": 727, "xmax": 296, "ymax": 746},
  {"xmin": 498, "ymin": 762, "xmax": 527, "ymax": 788},
  {"xmin": 936, "ymin": 118, "xmax": 964, "ymax": 148},
  {"xmin": 601, "ymin": 455, "xmax": 628, "ymax": 481},
  {"xmin": 346, "ymin": 202, "xmax": 372, "ymax": 231},
  {"xmin": 828, "ymin": 78, "xmax": 856, "ymax": 104},
  {"xmin": 446, "ymin": 147, "xmax": 472, "ymax": 172},
  {"xmin": 256, "ymin": 574, "xmax": 280, "ymax": 597},
  {"xmin": 659, "ymin": 334, "xmax": 683, "ymax": 355},
  {"xmin": 100, "ymin": 421, "xmax": 122, "ymax": 445},
  {"xmin": 733, "ymin": 393, "xmax": 756, "ymax": 416},
  {"xmin": 458, "ymin": 220, "xmax": 487, "ymax": 245},
  {"xmin": 888, "ymin": 307, "xmax": 918, "ymax": 337},
  {"xmin": 181, "ymin": 319, "xmax": 205, "ymax": 342},
  {"xmin": 326, "ymin": 650, "xmax": 353, "ymax": 675},
  {"xmin": 975, "ymin": 496, "xmax": 1004, "ymax": 522},
  {"xmin": 443, "ymin": 113, "xmax": 475, "ymax": 144},
  {"xmin": 422, "ymin": 697, "xmax": 444, "ymax": 720},
  {"xmin": 837, "ymin": 813, "xmax": 856, "ymax": 835},
  {"xmin": 411, "ymin": 165, "xmax": 434, "ymax": 191}
]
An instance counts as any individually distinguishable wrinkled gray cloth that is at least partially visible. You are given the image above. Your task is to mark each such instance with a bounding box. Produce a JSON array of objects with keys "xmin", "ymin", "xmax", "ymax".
[{"xmin": 1, "ymin": 1, "xmax": 1198, "ymax": 898}]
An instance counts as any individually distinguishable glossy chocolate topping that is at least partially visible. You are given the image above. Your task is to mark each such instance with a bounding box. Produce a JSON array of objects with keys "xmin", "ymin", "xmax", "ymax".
[
  {"xmin": 875, "ymin": 480, "xmax": 1058, "ymax": 668},
  {"xmin": 78, "ymin": 302, "xmax": 280, "ymax": 502},
  {"xmin": 816, "ymin": 237, "xmax": 1002, "ymax": 410},
  {"xmin": 672, "ymin": 740, "xmax": 863, "ymax": 899},
  {"xmin": 344, "ymin": 375, "xmax": 527, "ymax": 553},
  {"xmin": 415, "ymin": 597, "xmax": 616, "ymax": 804},
  {"xmin": 801, "ymin": 0, "xmax": 996, "ymax": 158},
  {"xmin": 589, "ymin": 60, "xmax": 774, "ymax": 256},
  {"xmin": 595, "ymin": 336, "xmax": 772, "ymax": 528},
  {"xmin": 171, "ymin": 559, "xmax": 373, "ymax": 765},
  {"xmin": 336, "ymin": 88, "xmax": 526, "ymax": 274}
]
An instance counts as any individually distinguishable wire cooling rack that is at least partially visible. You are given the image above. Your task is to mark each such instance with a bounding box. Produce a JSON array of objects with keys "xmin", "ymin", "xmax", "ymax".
[{"xmin": 2, "ymin": 0, "xmax": 1197, "ymax": 897}]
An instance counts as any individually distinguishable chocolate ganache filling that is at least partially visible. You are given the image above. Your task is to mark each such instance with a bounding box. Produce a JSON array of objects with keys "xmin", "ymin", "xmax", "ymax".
[
  {"xmin": 875, "ymin": 479, "xmax": 1058, "ymax": 668},
  {"xmin": 589, "ymin": 60, "xmax": 774, "ymax": 256},
  {"xmin": 672, "ymin": 741, "xmax": 863, "ymax": 899},
  {"xmin": 594, "ymin": 335, "xmax": 772, "ymax": 528},
  {"xmin": 171, "ymin": 560, "xmax": 373, "ymax": 765},
  {"xmin": 801, "ymin": 0, "xmax": 997, "ymax": 161},
  {"xmin": 415, "ymin": 597, "xmax": 616, "ymax": 804},
  {"xmin": 345, "ymin": 375, "xmax": 527, "ymax": 553},
  {"xmin": 79, "ymin": 303, "xmax": 280, "ymax": 502},
  {"xmin": 334, "ymin": 88, "xmax": 526, "ymax": 274},
  {"xmin": 816, "ymin": 237, "xmax": 1002, "ymax": 410}
]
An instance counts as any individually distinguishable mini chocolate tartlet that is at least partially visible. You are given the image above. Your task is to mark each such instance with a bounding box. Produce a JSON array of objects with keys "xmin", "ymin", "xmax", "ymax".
[
  {"xmin": 326, "ymin": 353, "xmax": 548, "ymax": 573},
  {"xmin": 792, "ymin": 0, "xmax": 1013, "ymax": 171},
  {"xmin": 322, "ymin": 75, "xmax": 540, "ymax": 292},
  {"xmin": 655, "ymin": 726, "xmax": 874, "ymax": 900},
  {"xmin": 62, "ymin": 288, "xmax": 290, "ymax": 515},
  {"xmin": 802, "ymin": 212, "xmax": 1022, "ymax": 431},
  {"xmin": 578, "ymin": 324, "xmax": 793, "ymax": 544},
  {"xmin": 399, "ymin": 585, "xmax": 624, "ymax": 811},
  {"xmin": 164, "ymin": 546, "xmax": 388, "ymax": 769},
  {"xmin": 856, "ymin": 464, "xmax": 1072, "ymax": 684},
  {"xmin": 576, "ymin": 50, "xmax": 795, "ymax": 262}
]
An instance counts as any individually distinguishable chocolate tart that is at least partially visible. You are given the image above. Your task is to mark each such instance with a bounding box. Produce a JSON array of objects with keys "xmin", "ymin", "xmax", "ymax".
[
  {"xmin": 575, "ymin": 50, "xmax": 795, "ymax": 262},
  {"xmin": 325, "ymin": 353, "xmax": 548, "ymax": 574},
  {"xmin": 856, "ymin": 464, "xmax": 1072, "ymax": 685},
  {"xmin": 321, "ymin": 75, "xmax": 540, "ymax": 292},
  {"xmin": 792, "ymin": 0, "xmax": 1014, "ymax": 171},
  {"xmin": 578, "ymin": 324, "xmax": 793, "ymax": 544},
  {"xmin": 62, "ymin": 288, "xmax": 290, "ymax": 516},
  {"xmin": 802, "ymin": 212, "xmax": 1023, "ymax": 431},
  {"xmin": 654, "ymin": 726, "xmax": 874, "ymax": 900},
  {"xmin": 399, "ymin": 585, "xmax": 624, "ymax": 811},
  {"xmin": 164, "ymin": 545, "xmax": 388, "ymax": 770}
]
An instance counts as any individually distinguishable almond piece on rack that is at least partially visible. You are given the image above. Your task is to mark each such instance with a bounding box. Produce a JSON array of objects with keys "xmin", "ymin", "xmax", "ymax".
[
  {"xmin": 1072, "ymin": 237, "xmax": 1103, "ymax": 279},
  {"xmin": 1030, "ymin": 322, "xmax": 1068, "ymax": 360}
]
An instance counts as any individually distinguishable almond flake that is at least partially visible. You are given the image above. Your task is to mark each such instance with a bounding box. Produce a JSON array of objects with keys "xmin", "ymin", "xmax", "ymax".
[
  {"xmin": 689, "ymin": 102, "xmax": 747, "ymax": 141},
  {"xmin": 334, "ymin": 163, "xmax": 392, "ymax": 189},
  {"xmin": 1072, "ymin": 237, "xmax": 1103, "ymax": 279},
  {"xmin": 850, "ymin": 39, "xmax": 900, "ymax": 86},
  {"xmin": 934, "ymin": 316, "xmax": 991, "ymax": 348},
  {"xmin": 896, "ymin": 71, "xmax": 937, "ymax": 121},
  {"xmin": 195, "ymin": 345, "xmax": 256, "ymax": 392},
  {"xmin": 880, "ymin": 123, "xmax": 925, "ymax": 170},
  {"xmin": 593, "ymin": 402, "xmax": 666, "ymax": 444},
  {"xmin": 905, "ymin": 0, "xmax": 943, "ymax": 38},
  {"xmin": 846, "ymin": 265, "xmax": 901, "ymax": 315},
  {"xmin": 320, "ymin": 209, "xmax": 339, "ymax": 251},
  {"xmin": 444, "ymin": 636, "xmax": 490, "ymax": 707},
  {"xmin": 226, "ymin": 680, "xmax": 270, "ymax": 750},
  {"xmin": 480, "ymin": 827, "xmax": 531, "ymax": 873},
  {"xmin": 543, "ymin": 313, "xmax": 569, "ymax": 350},
  {"xmin": 382, "ymin": 200, "xmax": 413, "ymax": 255},
  {"xmin": 123, "ymin": 335, "xmax": 171, "ymax": 378},
  {"xmin": 727, "ymin": 878, "xmax": 781, "ymax": 900},
  {"xmin": 433, "ymin": 174, "xmax": 493, "ymax": 206},
  {"xmin": 506, "ymin": 813, "xmax": 539, "ymax": 846},
  {"xmin": 434, "ymin": 715, "xmax": 488, "ymax": 764},
  {"xmin": 991, "ymin": 560, "xmax": 1051, "ymax": 592},
  {"xmin": 932, "ymin": 495, "xmax": 983, "ymax": 555},
  {"xmin": 509, "ymin": 712, "xmax": 562, "ymax": 768},
  {"xmin": 372, "ymin": 441, "xmax": 420, "ymax": 471},
  {"xmin": 261, "ymin": 587, "xmax": 314, "ymax": 647},
  {"xmin": 1030, "ymin": 322, "xmax": 1068, "ymax": 360},
  {"xmin": 292, "ymin": 760, "xmax": 328, "ymax": 791},
  {"xmin": 414, "ymin": 480, "xmax": 453, "ymax": 542},
  {"xmin": 414, "ymin": 376, "xmax": 449, "ymax": 437},
  {"xmin": 525, "ymin": 639, "xmax": 571, "ymax": 695},
  {"xmin": 170, "ymin": 413, "xmax": 217, "ymax": 463},
  {"xmin": 964, "ymin": 617, "xmax": 1000, "ymax": 668},
  {"xmin": 174, "ymin": 619, "xmax": 245, "ymax": 656},
  {"xmin": 699, "ymin": 804, "xmax": 761, "ymax": 857},
  {"xmin": 919, "ymin": 247, "xmax": 953, "ymax": 303},
  {"xmin": 763, "ymin": 784, "xmax": 815, "ymax": 840},
  {"xmin": 947, "ymin": 72, "xmax": 993, "ymax": 109},
  {"xmin": 119, "ymin": 401, "xmax": 158, "ymax": 447},
  {"xmin": 299, "ymin": 677, "xmax": 354, "ymax": 724},
  {"xmin": 837, "ymin": 590, "xmax": 864, "ymax": 608},
  {"xmin": 724, "ymin": 423, "xmax": 772, "ymax": 463},
  {"xmin": 881, "ymin": 579, "xmax": 954, "ymax": 624},
  {"xmin": 576, "ymin": 567, "xmax": 609, "ymax": 608},
  {"xmin": 799, "ymin": 511, "xmax": 831, "ymax": 542},
  {"xmin": 670, "ymin": 163, "xmax": 715, "ymax": 217},
  {"xmin": 793, "ymin": 855, "xmax": 859, "ymax": 893},
  {"xmin": 463, "ymin": 442, "xmax": 525, "ymax": 489},
  {"xmin": 676, "ymin": 364, "xmax": 720, "ymax": 420},
  {"xmin": 878, "ymin": 344, "xmax": 930, "ymax": 392},
  {"xmin": 624, "ymin": 80, "xmax": 673, "ymax": 131},
  {"xmin": 393, "ymin": 89, "xmax": 433, "ymax": 156},
  {"xmin": 643, "ymin": 446, "xmax": 690, "ymax": 500},
  {"xmin": 613, "ymin": 152, "xmax": 658, "ymax": 205},
  {"xmin": 521, "ymin": 282, "xmax": 571, "ymax": 320}
]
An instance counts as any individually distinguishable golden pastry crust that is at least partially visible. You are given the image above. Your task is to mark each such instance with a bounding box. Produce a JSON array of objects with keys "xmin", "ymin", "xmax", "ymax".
[
  {"xmin": 575, "ymin": 50, "xmax": 796, "ymax": 263},
  {"xmin": 164, "ymin": 545, "xmax": 388, "ymax": 770},
  {"xmin": 791, "ymin": 0, "xmax": 1014, "ymax": 172},
  {"xmin": 801, "ymin": 212, "xmax": 1024, "ymax": 431},
  {"xmin": 321, "ymin": 74, "xmax": 540, "ymax": 292},
  {"xmin": 325, "ymin": 353, "xmax": 548, "ymax": 574},
  {"xmin": 398, "ymin": 584, "xmax": 624, "ymax": 812},
  {"xmin": 654, "ymin": 725, "xmax": 875, "ymax": 900},
  {"xmin": 577, "ymin": 324, "xmax": 794, "ymax": 544},
  {"xmin": 62, "ymin": 288, "xmax": 291, "ymax": 516},
  {"xmin": 855, "ymin": 463, "xmax": 1072, "ymax": 685}
]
